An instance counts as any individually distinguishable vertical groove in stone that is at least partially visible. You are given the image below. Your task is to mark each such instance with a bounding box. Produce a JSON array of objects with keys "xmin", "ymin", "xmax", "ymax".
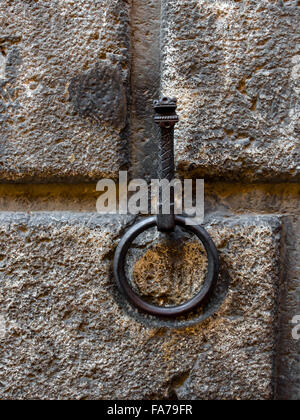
[
  {"xmin": 129, "ymin": 0, "xmax": 162, "ymax": 180},
  {"xmin": 275, "ymin": 216, "xmax": 300, "ymax": 400}
]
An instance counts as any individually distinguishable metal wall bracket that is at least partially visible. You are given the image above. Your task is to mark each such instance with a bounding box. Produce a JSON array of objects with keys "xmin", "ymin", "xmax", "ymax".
[{"xmin": 114, "ymin": 97, "xmax": 219, "ymax": 319}]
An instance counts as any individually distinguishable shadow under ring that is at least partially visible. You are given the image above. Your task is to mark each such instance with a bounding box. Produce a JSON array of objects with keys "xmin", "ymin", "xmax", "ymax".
[{"xmin": 114, "ymin": 216, "xmax": 219, "ymax": 318}]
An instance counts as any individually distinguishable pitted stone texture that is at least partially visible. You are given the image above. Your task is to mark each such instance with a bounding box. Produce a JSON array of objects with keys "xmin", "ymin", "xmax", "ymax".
[
  {"xmin": 0, "ymin": 0, "xmax": 130, "ymax": 182},
  {"xmin": 132, "ymin": 240, "xmax": 207, "ymax": 307},
  {"xmin": 0, "ymin": 213, "xmax": 280, "ymax": 400},
  {"xmin": 161, "ymin": 0, "xmax": 300, "ymax": 182}
]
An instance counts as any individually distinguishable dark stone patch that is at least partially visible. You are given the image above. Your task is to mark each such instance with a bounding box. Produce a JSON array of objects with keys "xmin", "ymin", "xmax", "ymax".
[{"xmin": 68, "ymin": 62, "xmax": 127, "ymax": 131}]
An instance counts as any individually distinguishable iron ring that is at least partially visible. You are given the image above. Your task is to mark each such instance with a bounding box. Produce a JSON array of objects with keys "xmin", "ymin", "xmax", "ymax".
[{"xmin": 114, "ymin": 216, "xmax": 219, "ymax": 318}]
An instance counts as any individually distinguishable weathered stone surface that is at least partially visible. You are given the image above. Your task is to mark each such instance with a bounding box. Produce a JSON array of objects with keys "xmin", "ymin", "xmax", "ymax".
[
  {"xmin": 130, "ymin": 0, "xmax": 161, "ymax": 180},
  {"xmin": 161, "ymin": 0, "xmax": 300, "ymax": 181},
  {"xmin": 0, "ymin": 213, "xmax": 280, "ymax": 400},
  {"xmin": 0, "ymin": 0, "xmax": 130, "ymax": 182}
]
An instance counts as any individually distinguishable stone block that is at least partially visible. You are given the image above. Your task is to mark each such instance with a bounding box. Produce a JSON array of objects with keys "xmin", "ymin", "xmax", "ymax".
[{"xmin": 0, "ymin": 0, "xmax": 130, "ymax": 182}]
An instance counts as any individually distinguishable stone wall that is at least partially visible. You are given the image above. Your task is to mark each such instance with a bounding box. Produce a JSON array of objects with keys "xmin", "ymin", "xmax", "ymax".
[
  {"xmin": 0, "ymin": 0, "xmax": 299, "ymax": 400},
  {"xmin": 0, "ymin": 0, "xmax": 130, "ymax": 182},
  {"xmin": 161, "ymin": 0, "xmax": 300, "ymax": 182}
]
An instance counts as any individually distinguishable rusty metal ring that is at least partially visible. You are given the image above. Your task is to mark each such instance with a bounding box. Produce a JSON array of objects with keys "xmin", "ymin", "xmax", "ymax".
[{"xmin": 114, "ymin": 216, "xmax": 219, "ymax": 318}]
